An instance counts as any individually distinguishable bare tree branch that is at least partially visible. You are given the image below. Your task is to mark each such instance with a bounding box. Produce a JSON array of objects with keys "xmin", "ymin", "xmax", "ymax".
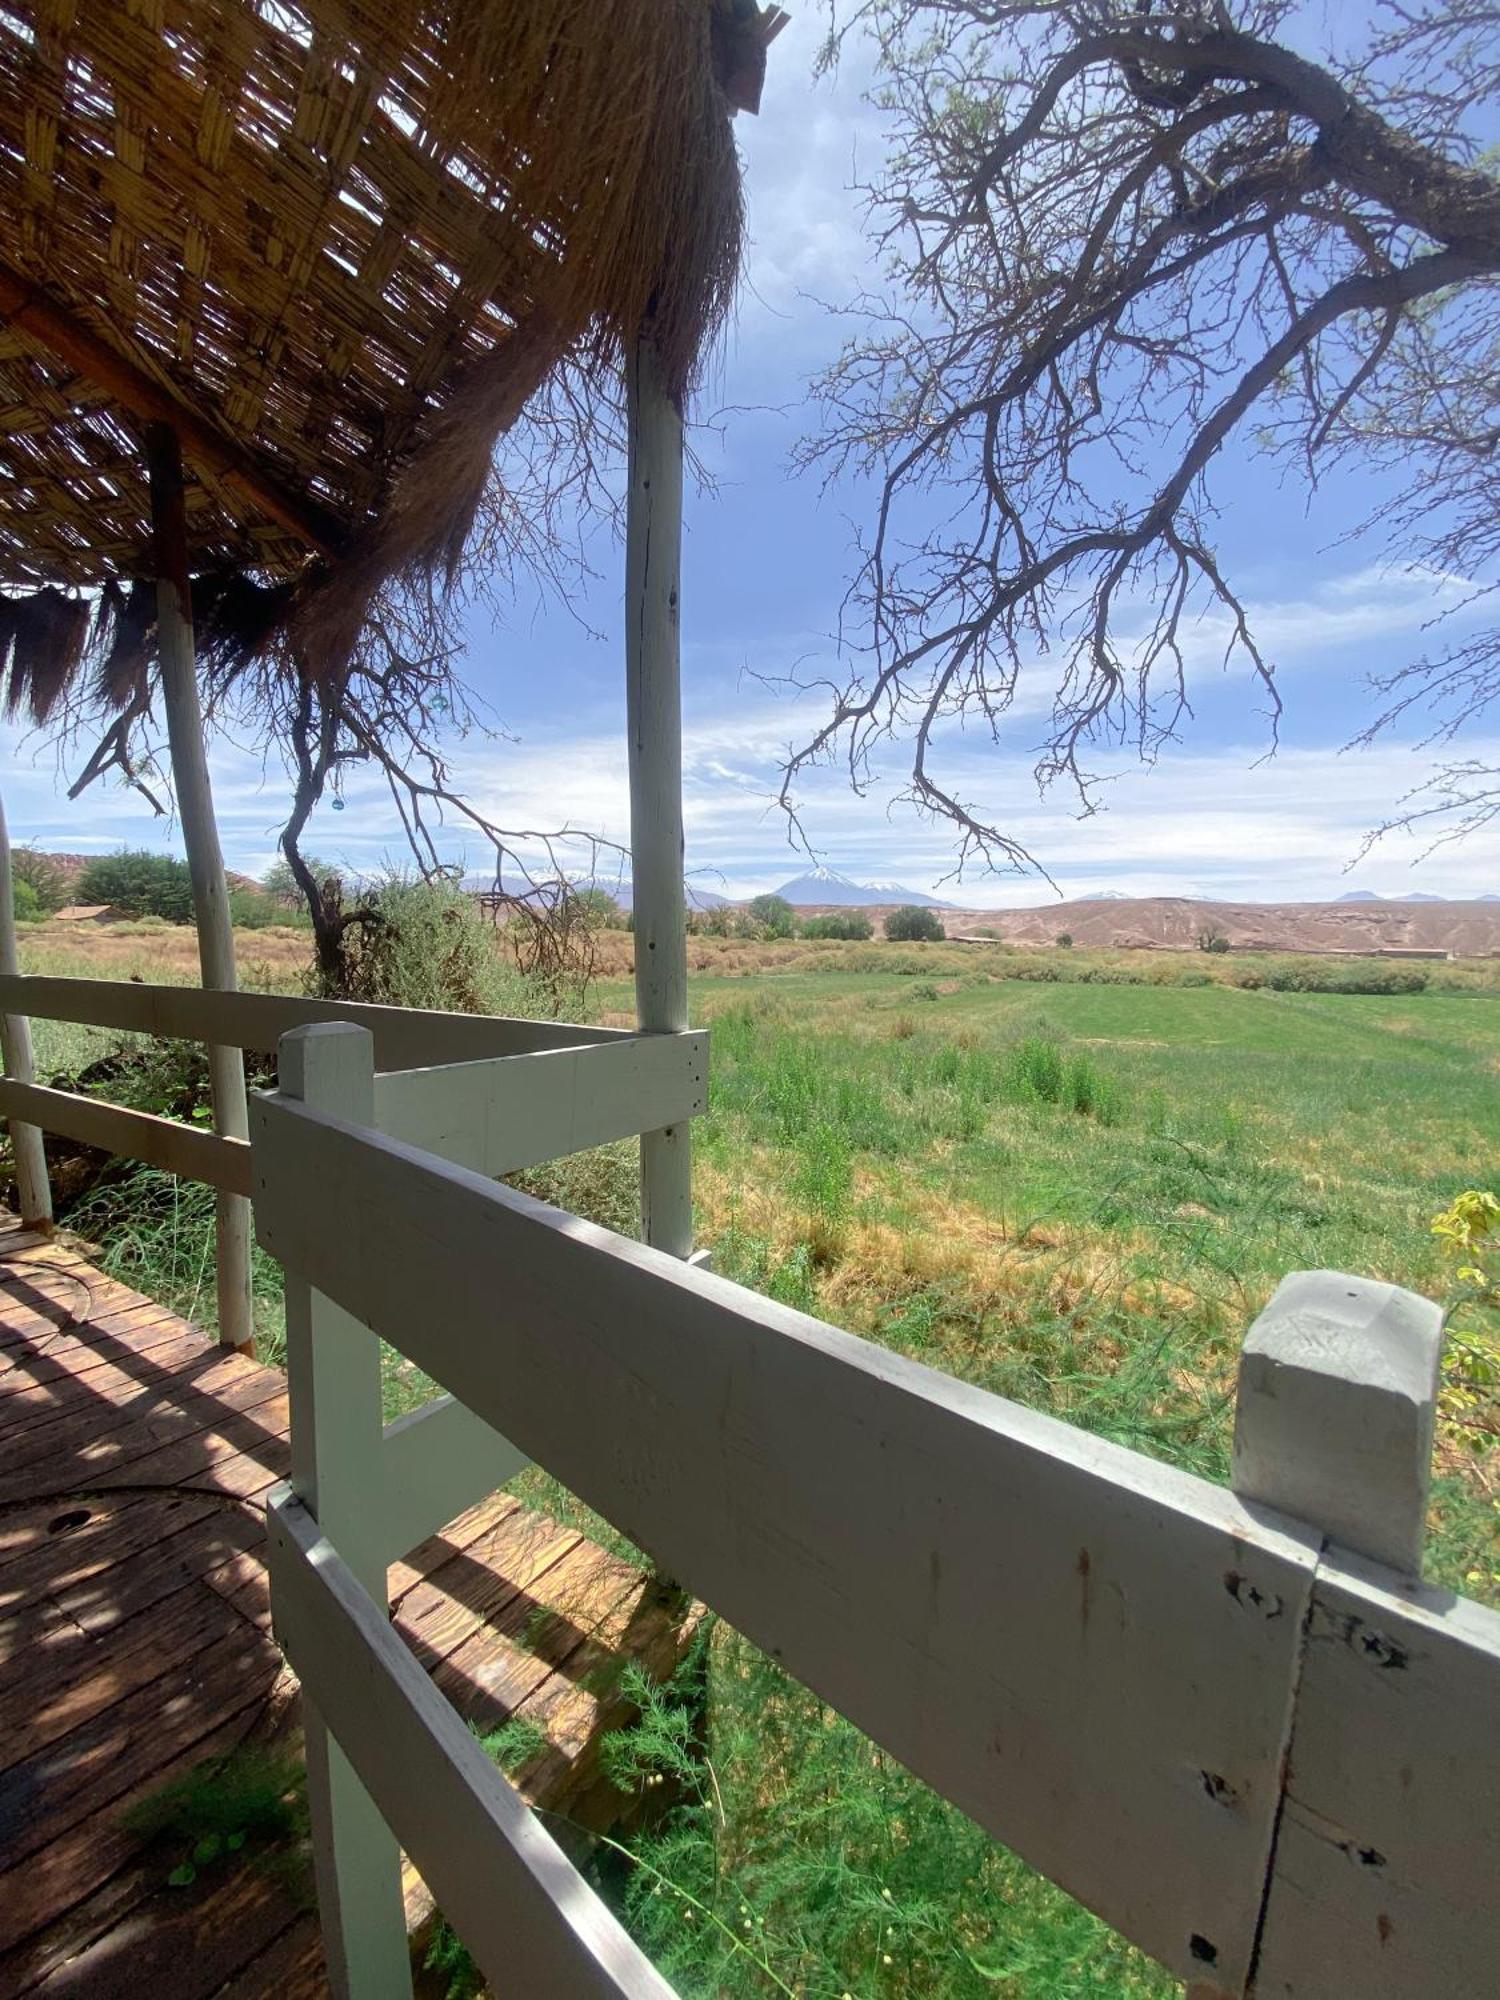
[{"xmin": 793, "ymin": 0, "xmax": 1500, "ymax": 869}]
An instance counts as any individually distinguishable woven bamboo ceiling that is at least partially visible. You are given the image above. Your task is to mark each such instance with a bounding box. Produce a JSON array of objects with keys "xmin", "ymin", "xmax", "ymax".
[{"xmin": 0, "ymin": 0, "xmax": 779, "ymax": 609}]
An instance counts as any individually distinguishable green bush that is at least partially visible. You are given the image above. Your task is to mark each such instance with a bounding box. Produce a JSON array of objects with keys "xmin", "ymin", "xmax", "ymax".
[
  {"xmin": 1007, "ymin": 1035, "xmax": 1121, "ymax": 1121},
  {"xmin": 571, "ymin": 886, "xmax": 625, "ymax": 929},
  {"xmin": 802, "ymin": 911, "xmax": 874, "ymax": 940},
  {"xmin": 884, "ymin": 905, "xmax": 945, "ymax": 942},
  {"xmin": 12, "ymin": 848, "xmax": 69, "ymax": 913},
  {"xmin": 321, "ymin": 874, "xmax": 531, "ymax": 1015},
  {"xmin": 228, "ymin": 886, "xmax": 302, "ymax": 930},
  {"xmin": 747, "ymin": 893, "xmax": 798, "ymax": 939},
  {"xmin": 77, "ymin": 849, "xmax": 196, "ymax": 922},
  {"xmin": 9, "ymin": 874, "xmax": 40, "ymax": 922},
  {"xmin": 1008, "ymin": 1034, "xmax": 1065, "ymax": 1102},
  {"xmin": 1253, "ymin": 957, "xmax": 1430, "ymax": 995},
  {"xmin": 1055, "ymin": 931, "xmax": 1074, "ymax": 948},
  {"xmin": 614, "ymin": 1629, "xmax": 1173, "ymax": 2000}
]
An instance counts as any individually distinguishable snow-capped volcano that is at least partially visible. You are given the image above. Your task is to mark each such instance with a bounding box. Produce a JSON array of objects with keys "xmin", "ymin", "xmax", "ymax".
[{"xmin": 769, "ymin": 867, "xmax": 945, "ymax": 909}]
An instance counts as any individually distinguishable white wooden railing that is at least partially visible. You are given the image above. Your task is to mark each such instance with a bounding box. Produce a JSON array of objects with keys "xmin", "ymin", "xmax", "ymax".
[
  {"xmin": 3, "ymin": 980, "xmax": 1497, "ymax": 1996},
  {"xmin": 0, "ymin": 970, "xmax": 707, "ymax": 1323},
  {"xmin": 243, "ymin": 1021, "xmax": 1500, "ymax": 2000}
]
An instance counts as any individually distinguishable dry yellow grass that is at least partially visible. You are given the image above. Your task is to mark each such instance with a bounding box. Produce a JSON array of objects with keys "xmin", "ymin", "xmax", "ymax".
[{"xmin": 17, "ymin": 917, "xmax": 312, "ymax": 987}]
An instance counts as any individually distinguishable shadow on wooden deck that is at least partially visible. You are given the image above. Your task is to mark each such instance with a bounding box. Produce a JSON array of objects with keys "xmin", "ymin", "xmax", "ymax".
[{"xmin": 0, "ymin": 1216, "xmax": 697, "ymax": 1998}]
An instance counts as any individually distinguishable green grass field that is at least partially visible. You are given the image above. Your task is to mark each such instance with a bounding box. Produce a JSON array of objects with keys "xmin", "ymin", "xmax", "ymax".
[
  {"xmin": 574, "ymin": 958, "xmax": 1500, "ymax": 2000},
  {"xmin": 11, "ymin": 923, "xmax": 1499, "ymax": 1998}
]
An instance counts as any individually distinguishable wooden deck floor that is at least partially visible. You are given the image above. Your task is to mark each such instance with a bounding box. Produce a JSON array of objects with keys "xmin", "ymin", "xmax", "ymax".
[{"xmin": 0, "ymin": 1215, "xmax": 694, "ymax": 1998}]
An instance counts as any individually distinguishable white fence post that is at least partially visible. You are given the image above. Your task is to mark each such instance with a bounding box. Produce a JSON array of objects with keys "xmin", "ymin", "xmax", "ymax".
[
  {"xmin": 277, "ymin": 1022, "xmax": 412, "ymax": 2000},
  {"xmin": 1233, "ymin": 1269, "xmax": 1443, "ymax": 1578},
  {"xmin": 624, "ymin": 335, "xmax": 693, "ymax": 1260},
  {"xmin": 1230, "ymin": 1269, "xmax": 1500, "ymax": 1999},
  {"xmin": 145, "ymin": 422, "xmax": 254, "ymax": 1352}
]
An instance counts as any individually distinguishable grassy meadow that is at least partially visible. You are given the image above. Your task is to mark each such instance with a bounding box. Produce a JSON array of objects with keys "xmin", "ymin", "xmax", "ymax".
[{"xmin": 8, "ymin": 917, "xmax": 1499, "ymax": 1998}]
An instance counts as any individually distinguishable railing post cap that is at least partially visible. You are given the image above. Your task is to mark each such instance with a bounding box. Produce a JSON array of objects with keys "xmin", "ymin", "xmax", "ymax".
[
  {"xmin": 276, "ymin": 1020, "xmax": 376, "ymax": 1113},
  {"xmin": 1233, "ymin": 1270, "xmax": 1443, "ymax": 1579}
]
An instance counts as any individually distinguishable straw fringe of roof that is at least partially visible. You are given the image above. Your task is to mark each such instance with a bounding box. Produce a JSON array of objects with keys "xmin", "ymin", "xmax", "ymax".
[
  {"xmin": 287, "ymin": 0, "xmax": 746, "ymax": 679},
  {"xmin": 0, "ymin": 590, "xmax": 90, "ymax": 726},
  {"xmin": 0, "ymin": 0, "xmax": 751, "ymax": 702}
]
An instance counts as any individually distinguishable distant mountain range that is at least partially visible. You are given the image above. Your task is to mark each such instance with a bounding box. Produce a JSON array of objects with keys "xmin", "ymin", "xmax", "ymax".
[
  {"xmin": 769, "ymin": 866, "xmax": 946, "ymax": 909},
  {"xmin": 1339, "ymin": 891, "xmax": 1500, "ymax": 904},
  {"xmin": 463, "ymin": 874, "xmax": 730, "ymax": 912}
]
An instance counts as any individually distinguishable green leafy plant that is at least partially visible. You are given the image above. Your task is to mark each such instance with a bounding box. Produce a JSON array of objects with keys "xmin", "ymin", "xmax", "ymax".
[
  {"xmin": 1432, "ymin": 1191, "xmax": 1500, "ymax": 1459},
  {"xmin": 885, "ymin": 904, "xmax": 945, "ymax": 942},
  {"xmin": 124, "ymin": 1745, "xmax": 307, "ymax": 1892},
  {"xmin": 803, "ymin": 910, "xmax": 874, "ymax": 940},
  {"xmin": 77, "ymin": 849, "xmax": 198, "ymax": 922},
  {"xmin": 747, "ymin": 893, "xmax": 799, "ymax": 940},
  {"xmin": 12, "ymin": 846, "xmax": 70, "ymax": 913}
]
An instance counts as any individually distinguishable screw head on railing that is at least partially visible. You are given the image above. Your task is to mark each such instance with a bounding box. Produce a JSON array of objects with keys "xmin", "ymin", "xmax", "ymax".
[{"xmin": 1232, "ymin": 1271, "xmax": 1444, "ymax": 1580}]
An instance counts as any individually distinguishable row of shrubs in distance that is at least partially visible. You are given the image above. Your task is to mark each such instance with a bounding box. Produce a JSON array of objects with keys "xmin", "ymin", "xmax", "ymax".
[
  {"xmin": 983, "ymin": 953, "xmax": 1432, "ymax": 995},
  {"xmin": 9, "ymin": 848, "xmax": 305, "ymax": 931}
]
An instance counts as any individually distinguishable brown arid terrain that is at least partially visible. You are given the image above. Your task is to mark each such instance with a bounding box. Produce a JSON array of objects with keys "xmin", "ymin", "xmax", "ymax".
[{"xmin": 937, "ymin": 895, "xmax": 1500, "ymax": 957}]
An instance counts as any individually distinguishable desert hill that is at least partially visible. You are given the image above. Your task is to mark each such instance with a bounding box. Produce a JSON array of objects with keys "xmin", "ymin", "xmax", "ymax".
[{"xmin": 944, "ymin": 895, "xmax": 1500, "ymax": 957}]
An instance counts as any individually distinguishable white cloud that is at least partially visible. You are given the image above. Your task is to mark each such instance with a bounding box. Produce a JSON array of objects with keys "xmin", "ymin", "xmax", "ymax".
[{"xmin": 7, "ymin": 559, "xmax": 1497, "ymax": 905}]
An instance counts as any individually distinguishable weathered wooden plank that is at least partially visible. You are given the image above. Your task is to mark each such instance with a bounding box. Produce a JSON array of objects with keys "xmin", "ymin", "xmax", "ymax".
[
  {"xmin": 0, "ymin": 1319, "xmax": 201, "ymax": 1398},
  {"xmin": 0, "ymin": 1504, "xmax": 244, "ymax": 1624},
  {"xmin": 0, "ymin": 1617, "xmax": 279, "ymax": 1885},
  {"xmin": 0, "ymin": 973, "xmax": 623, "ymax": 1066},
  {"xmin": 0, "ymin": 1365, "xmax": 288, "ymax": 1504},
  {"xmin": 36, "ymin": 1506, "xmax": 267, "ymax": 1642},
  {"xmin": 0, "ymin": 1578, "xmax": 248, "ymax": 1766},
  {"xmin": 253, "ymin": 1095, "xmax": 1324, "ymax": 1991},
  {"xmin": 1250, "ymin": 1550, "xmax": 1500, "ymax": 1997},
  {"xmin": 423, "ymin": 1543, "xmax": 643, "ymax": 1739},
  {"xmin": 0, "ymin": 1080, "xmax": 251, "ymax": 1197},
  {"xmin": 18, "ymin": 1853, "xmax": 305, "ymax": 2000},
  {"xmin": 392, "ymin": 1504, "xmax": 581, "ymax": 1673},
  {"xmin": 0, "ymin": 1686, "xmax": 276, "ymax": 1962},
  {"xmin": 386, "ymin": 1489, "xmax": 522, "ymax": 1602},
  {"xmin": 268, "ymin": 1491, "xmax": 675, "ymax": 1999},
  {"xmin": 370, "ymin": 1031, "xmax": 708, "ymax": 1178},
  {"xmin": 0, "ymin": 1349, "xmax": 278, "ymax": 1486},
  {"xmin": 381, "ymin": 1394, "xmax": 528, "ymax": 1560},
  {"xmin": 0, "ymin": 1333, "xmax": 228, "ymax": 1442}
]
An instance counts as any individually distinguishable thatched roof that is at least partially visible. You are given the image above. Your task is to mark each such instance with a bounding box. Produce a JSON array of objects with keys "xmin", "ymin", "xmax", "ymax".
[{"xmin": 0, "ymin": 0, "xmax": 776, "ymax": 707}]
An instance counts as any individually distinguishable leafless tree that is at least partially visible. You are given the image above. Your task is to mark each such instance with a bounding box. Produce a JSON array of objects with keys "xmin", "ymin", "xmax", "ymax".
[
  {"xmin": 56, "ymin": 365, "xmax": 628, "ymax": 990},
  {"xmin": 789, "ymin": 0, "xmax": 1500, "ymax": 869}
]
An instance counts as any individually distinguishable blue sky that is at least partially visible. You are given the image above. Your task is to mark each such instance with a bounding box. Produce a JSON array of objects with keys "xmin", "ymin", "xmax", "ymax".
[{"xmin": 5, "ymin": 9, "xmax": 1498, "ymax": 907}]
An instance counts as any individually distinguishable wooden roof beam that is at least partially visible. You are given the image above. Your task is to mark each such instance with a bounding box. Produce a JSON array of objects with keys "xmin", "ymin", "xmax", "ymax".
[{"xmin": 0, "ymin": 260, "xmax": 345, "ymax": 563}]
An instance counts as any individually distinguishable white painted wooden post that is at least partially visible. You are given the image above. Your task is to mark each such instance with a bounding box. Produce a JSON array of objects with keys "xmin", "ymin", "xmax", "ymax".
[
  {"xmin": 624, "ymin": 336, "xmax": 693, "ymax": 1259},
  {"xmin": 1233, "ymin": 1269, "xmax": 1443, "ymax": 1577},
  {"xmin": 277, "ymin": 1022, "xmax": 412, "ymax": 2000},
  {"xmin": 0, "ymin": 791, "xmax": 51, "ymax": 1229},
  {"xmin": 1233, "ymin": 1272, "xmax": 1500, "ymax": 1996},
  {"xmin": 146, "ymin": 421, "xmax": 254, "ymax": 1353}
]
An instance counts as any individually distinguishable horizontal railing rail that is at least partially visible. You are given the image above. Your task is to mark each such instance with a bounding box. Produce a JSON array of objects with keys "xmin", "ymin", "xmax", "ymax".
[
  {"xmin": 0, "ymin": 971, "xmax": 631, "ymax": 1065},
  {"xmin": 0, "ymin": 969, "xmax": 705, "ymax": 1201},
  {"xmin": 0, "ymin": 1074, "xmax": 252, "ymax": 1194},
  {"xmin": 253, "ymin": 1023, "xmax": 1500, "ymax": 2000},
  {"xmin": 270, "ymin": 1492, "xmax": 673, "ymax": 1998}
]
